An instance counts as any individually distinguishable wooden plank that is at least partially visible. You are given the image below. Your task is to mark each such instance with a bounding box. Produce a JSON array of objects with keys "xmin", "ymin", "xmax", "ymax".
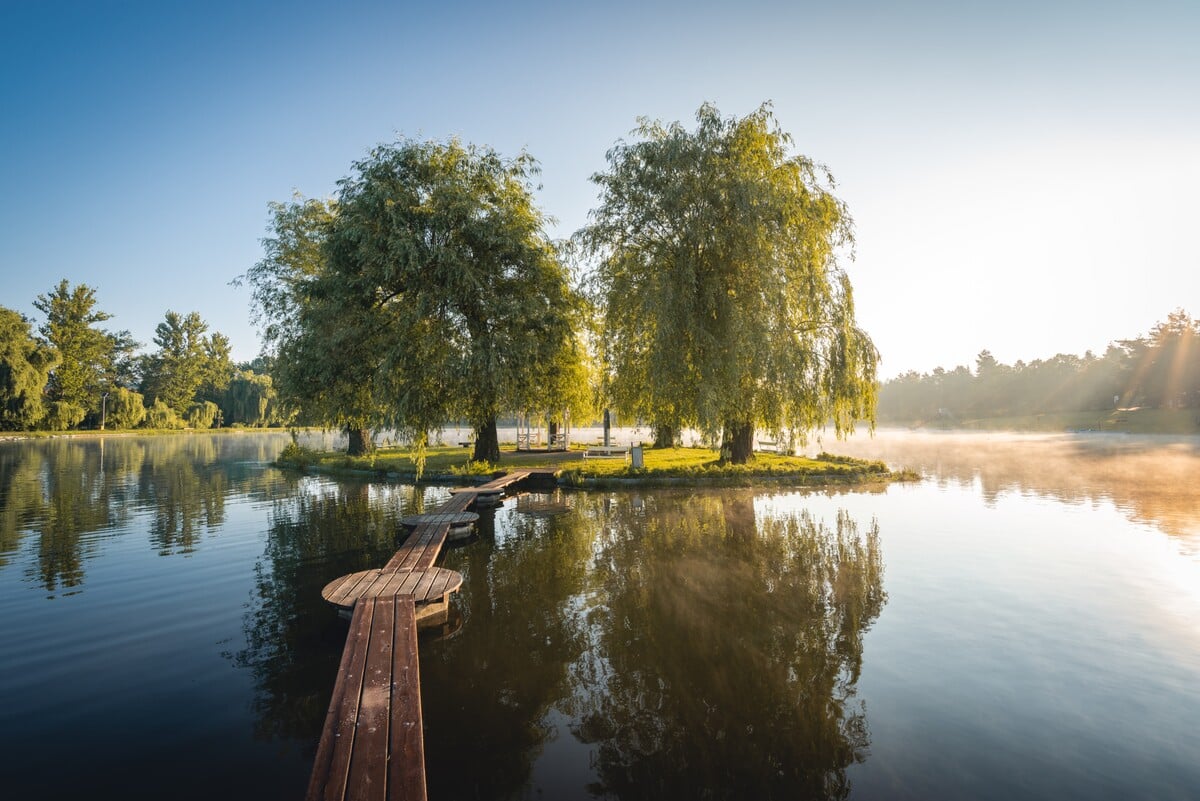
[
  {"xmin": 426, "ymin": 569, "xmax": 454, "ymax": 599},
  {"xmin": 411, "ymin": 569, "xmax": 439, "ymax": 601},
  {"xmin": 412, "ymin": 524, "xmax": 450, "ymax": 571},
  {"xmin": 345, "ymin": 596, "xmax": 395, "ymax": 801},
  {"xmin": 439, "ymin": 492, "xmax": 475, "ymax": 513},
  {"xmin": 306, "ymin": 596, "xmax": 376, "ymax": 801},
  {"xmin": 322, "ymin": 571, "xmax": 363, "ymax": 604},
  {"xmin": 388, "ymin": 598, "xmax": 426, "ymax": 800},
  {"xmin": 477, "ymin": 470, "xmax": 526, "ymax": 490},
  {"xmin": 386, "ymin": 547, "xmax": 423, "ymax": 574},
  {"xmin": 329, "ymin": 570, "xmax": 377, "ymax": 608},
  {"xmin": 396, "ymin": 571, "xmax": 424, "ymax": 597},
  {"xmin": 376, "ymin": 568, "xmax": 416, "ymax": 600},
  {"xmin": 357, "ymin": 571, "xmax": 402, "ymax": 606},
  {"xmin": 386, "ymin": 523, "xmax": 436, "ymax": 572},
  {"xmin": 399, "ymin": 511, "xmax": 476, "ymax": 528}
]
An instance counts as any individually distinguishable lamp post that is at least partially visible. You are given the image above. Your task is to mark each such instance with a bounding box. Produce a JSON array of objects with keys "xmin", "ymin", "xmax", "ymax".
[{"xmin": 100, "ymin": 391, "xmax": 109, "ymax": 431}]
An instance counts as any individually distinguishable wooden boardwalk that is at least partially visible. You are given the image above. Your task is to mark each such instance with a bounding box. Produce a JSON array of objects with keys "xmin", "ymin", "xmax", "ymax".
[
  {"xmin": 306, "ymin": 595, "xmax": 425, "ymax": 801},
  {"xmin": 308, "ymin": 469, "xmax": 554, "ymax": 801}
]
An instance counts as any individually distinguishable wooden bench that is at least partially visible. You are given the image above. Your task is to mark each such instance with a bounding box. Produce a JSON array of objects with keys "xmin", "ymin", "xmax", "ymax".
[
  {"xmin": 582, "ymin": 446, "xmax": 629, "ymax": 460},
  {"xmin": 306, "ymin": 595, "xmax": 427, "ymax": 801}
]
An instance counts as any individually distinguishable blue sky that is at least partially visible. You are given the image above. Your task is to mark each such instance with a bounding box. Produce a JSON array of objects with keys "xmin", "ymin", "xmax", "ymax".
[{"xmin": 2, "ymin": 0, "xmax": 1197, "ymax": 376}]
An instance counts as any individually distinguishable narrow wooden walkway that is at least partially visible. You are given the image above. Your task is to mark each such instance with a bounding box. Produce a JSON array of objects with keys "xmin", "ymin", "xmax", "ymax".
[
  {"xmin": 308, "ymin": 469, "xmax": 553, "ymax": 801},
  {"xmin": 306, "ymin": 595, "xmax": 425, "ymax": 801}
]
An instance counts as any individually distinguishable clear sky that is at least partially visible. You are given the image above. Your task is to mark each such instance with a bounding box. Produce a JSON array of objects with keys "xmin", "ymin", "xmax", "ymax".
[{"xmin": 2, "ymin": 0, "xmax": 1196, "ymax": 378}]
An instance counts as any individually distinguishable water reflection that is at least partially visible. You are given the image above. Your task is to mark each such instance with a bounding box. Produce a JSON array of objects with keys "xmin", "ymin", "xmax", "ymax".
[
  {"xmin": 231, "ymin": 478, "xmax": 426, "ymax": 743},
  {"xmin": 828, "ymin": 430, "xmax": 1200, "ymax": 549},
  {"xmin": 420, "ymin": 493, "xmax": 598, "ymax": 799},
  {"xmin": 571, "ymin": 492, "xmax": 885, "ymax": 800},
  {"xmin": 418, "ymin": 490, "xmax": 887, "ymax": 800},
  {"xmin": 0, "ymin": 433, "xmax": 306, "ymax": 593}
]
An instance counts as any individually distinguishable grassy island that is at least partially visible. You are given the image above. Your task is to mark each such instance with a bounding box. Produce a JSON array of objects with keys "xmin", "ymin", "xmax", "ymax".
[{"xmin": 274, "ymin": 442, "xmax": 911, "ymax": 488}]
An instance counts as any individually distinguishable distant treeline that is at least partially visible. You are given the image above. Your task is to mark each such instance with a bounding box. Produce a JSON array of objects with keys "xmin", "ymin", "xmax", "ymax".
[
  {"xmin": 879, "ymin": 310, "xmax": 1200, "ymax": 423},
  {"xmin": 1, "ymin": 280, "xmax": 281, "ymax": 432}
]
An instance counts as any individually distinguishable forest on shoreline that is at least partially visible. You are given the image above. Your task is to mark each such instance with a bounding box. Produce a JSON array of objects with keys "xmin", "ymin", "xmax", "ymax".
[{"xmin": 878, "ymin": 309, "xmax": 1200, "ymax": 431}]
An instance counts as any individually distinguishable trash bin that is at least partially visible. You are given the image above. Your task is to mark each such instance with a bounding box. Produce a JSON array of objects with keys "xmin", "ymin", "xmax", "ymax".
[{"xmin": 630, "ymin": 444, "xmax": 644, "ymax": 469}]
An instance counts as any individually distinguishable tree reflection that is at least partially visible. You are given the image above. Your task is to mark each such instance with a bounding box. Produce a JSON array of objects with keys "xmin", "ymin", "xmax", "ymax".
[
  {"xmin": 419, "ymin": 493, "xmax": 597, "ymax": 799},
  {"xmin": 573, "ymin": 491, "xmax": 886, "ymax": 801},
  {"xmin": 0, "ymin": 433, "xmax": 300, "ymax": 592},
  {"xmin": 231, "ymin": 479, "xmax": 415, "ymax": 744},
  {"xmin": 0, "ymin": 444, "xmax": 46, "ymax": 570},
  {"xmin": 137, "ymin": 436, "xmax": 227, "ymax": 555},
  {"xmin": 20, "ymin": 438, "xmax": 140, "ymax": 592}
]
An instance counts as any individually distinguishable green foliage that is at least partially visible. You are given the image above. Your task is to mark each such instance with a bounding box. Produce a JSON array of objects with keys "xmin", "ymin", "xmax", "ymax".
[
  {"xmin": 0, "ymin": 306, "xmax": 59, "ymax": 430},
  {"xmin": 247, "ymin": 139, "xmax": 585, "ymax": 468},
  {"xmin": 144, "ymin": 398, "xmax": 185, "ymax": 430},
  {"xmin": 879, "ymin": 309, "xmax": 1200, "ymax": 424},
  {"xmin": 220, "ymin": 370, "xmax": 278, "ymax": 427},
  {"xmin": 580, "ymin": 103, "xmax": 878, "ymax": 463},
  {"xmin": 243, "ymin": 196, "xmax": 376, "ymax": 439},
  {"xmin": 105, "ymin": 387, "xmax": 146, "ymax": 429},
  {"xmin": 43, "ymin": 401, "xmax": 86, "ymax": 431},
  {"xmin": 276, "ymin": 439, "xmax": 319, "ymax": 468},
  {"xmin": 140, "ymin": 311, "xmax": 230, "ymax": 416},
  {"xmin": 33, "ymin": 279, "xmax": 136, "ymax": 424},
  {"xmin": 186, "ymin": 400, "xmax": 220, "ymax": 429}
]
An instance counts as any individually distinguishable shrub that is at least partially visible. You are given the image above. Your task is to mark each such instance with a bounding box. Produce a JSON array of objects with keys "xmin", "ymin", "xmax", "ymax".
[
  {"xmin": 43, "ymin": 401, "xmax": 86, "ymax": 430},
  {"xmin": 106, "ymin": 387, "xmax": 146, "ymax": 429},
  {"xmin": 144, "ymin": 398, "xmax": 185, "ymax": 430},
  {"xmin": 186, "ymin": 400, "xmax": 219, "ymax": 430}
]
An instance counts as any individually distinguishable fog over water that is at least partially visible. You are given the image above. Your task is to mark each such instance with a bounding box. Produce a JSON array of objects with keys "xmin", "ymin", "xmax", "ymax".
[{"xmin": 821, "ymin": 428, "xmax": 1200, "ymax": 553}]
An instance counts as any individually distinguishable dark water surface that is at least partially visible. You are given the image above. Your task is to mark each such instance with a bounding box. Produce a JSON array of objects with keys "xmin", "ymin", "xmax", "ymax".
[{"xmin": 0, "ymin": 431, "xmax": 1196, "ymax": 800}]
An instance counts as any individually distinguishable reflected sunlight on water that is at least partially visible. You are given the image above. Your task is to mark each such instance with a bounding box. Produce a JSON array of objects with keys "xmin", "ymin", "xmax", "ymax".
[{"xmin": 823, "ymin": 429, "xmax": 1200, "ymax": 553}]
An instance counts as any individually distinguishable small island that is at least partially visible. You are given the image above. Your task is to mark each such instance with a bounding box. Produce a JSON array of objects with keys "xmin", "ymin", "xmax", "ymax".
[{"xmin": 274, "ymin": 441, "xmax": 907, "ymax": 488}]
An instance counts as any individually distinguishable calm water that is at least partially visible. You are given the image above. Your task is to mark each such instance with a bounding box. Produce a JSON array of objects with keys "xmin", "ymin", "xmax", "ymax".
[{"xmin": 0, "ymin": 430, "xmax": 1196, "ymax": 800}]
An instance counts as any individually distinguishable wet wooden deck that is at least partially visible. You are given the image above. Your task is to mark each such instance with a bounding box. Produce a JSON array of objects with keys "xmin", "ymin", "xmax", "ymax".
[{"xmin": 308, "ymin": 468, "xmax": 554, "ymax": 801}]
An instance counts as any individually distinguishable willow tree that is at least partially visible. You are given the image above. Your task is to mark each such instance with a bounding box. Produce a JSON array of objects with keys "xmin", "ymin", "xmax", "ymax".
[
  {"xmin": 242, "ymin": 197, "xmax": 382, "ymax": 455},
  {"xmin": 322, "ymin": 138, "xmax": 578, "ymax": 463},
  {"xmin": 0, "ymin": 306, "xmax": 59, "ymax": 430},
  {"xmin": 582, "ymin": 103, "xmax": 879, "ymax": 462}
]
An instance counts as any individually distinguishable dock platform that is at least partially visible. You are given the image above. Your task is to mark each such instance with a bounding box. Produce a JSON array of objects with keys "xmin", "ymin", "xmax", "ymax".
[{"xmin": 309, "ymin": 468, "xmax": 555, "ymax": 800}]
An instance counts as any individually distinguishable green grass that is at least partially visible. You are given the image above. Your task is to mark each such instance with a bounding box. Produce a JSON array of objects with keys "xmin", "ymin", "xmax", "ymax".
[{"xmin": 276, "ymin": 442, "xmax": 903, "ymax": 486}]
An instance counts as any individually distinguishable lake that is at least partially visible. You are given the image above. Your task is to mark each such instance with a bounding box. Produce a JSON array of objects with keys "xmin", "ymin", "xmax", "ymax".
[{"xmin": 0, "ymin": 430, "xmax": 1196, "ymax": 800}]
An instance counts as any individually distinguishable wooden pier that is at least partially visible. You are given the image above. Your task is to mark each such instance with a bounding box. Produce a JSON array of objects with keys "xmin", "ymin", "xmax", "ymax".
[{"xmin": 307, "ymin": 469, "xmax": 555, "ymax": 801}]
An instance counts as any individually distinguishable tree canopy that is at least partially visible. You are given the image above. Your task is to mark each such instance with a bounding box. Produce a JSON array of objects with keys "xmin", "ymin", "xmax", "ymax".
[
  {"xmin": 581, "ymin": 103, "xmax": 879, "ymax": 462},
  {"xmin": 248, "ymin": 138, "xmax": 583, "ymax": 463},
  {"xmin": 33, "ymin": 280, "xmax": 136, "ymax": 427},
  {"xmin": 0, "ymin": 306, "xmax": 59, "ymax": 430},
  {"xmin": 140, "ymin": 311, "xmax": 233, "ymax": 417}
]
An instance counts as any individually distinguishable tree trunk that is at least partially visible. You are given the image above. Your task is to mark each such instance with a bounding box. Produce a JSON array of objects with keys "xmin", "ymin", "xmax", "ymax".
[
  {"xmin": 548, "ymin": 420, "xmax": 558, "ymax": 447},
  {"xmin": 720, "ymin": 421, "xmax": 755, "ymax": 465},
  {"xmin": 473, "ymin": 418, "xmax": 501, "ymax": 463},
  {"xmin": 652, "ymin": 423, "xmax": 676, "ymax": 449},
  {"xmin": 346, "ymin": 427, "xmax": 373, "ymax": 456}
]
